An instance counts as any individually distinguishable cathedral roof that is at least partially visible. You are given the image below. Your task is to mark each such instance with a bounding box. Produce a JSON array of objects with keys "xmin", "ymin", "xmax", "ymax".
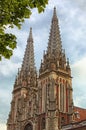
[{"xmin": 74, "ymin": 106, "xmax": 86, "ymax": 122}]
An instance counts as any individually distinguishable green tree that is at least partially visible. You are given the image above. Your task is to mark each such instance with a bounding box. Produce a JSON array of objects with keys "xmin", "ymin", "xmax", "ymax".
[{"xmin": 0, "ymin": 0, "xmax": 48, "ymax": 60}]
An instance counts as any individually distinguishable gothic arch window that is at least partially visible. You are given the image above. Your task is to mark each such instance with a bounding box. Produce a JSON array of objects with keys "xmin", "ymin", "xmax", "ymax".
[
  {"xmin": 41, "ymin": 118, "xmax": 45, "ymax": 130},
  {"xmin": 24, "ymin": 123, "xmax": 33, "ymax": 130}
]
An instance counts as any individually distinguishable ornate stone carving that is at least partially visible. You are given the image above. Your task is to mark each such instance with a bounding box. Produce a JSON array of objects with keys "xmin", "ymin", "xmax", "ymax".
[{"xmin": 7, "ymin": 7, "xmax": 73, "ymax": 130}]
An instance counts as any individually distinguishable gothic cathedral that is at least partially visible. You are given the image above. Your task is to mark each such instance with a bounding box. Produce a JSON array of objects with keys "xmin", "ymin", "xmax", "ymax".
[{"xmin": 7, "ymin": 7, "xmax": 74, "ymax": 130}]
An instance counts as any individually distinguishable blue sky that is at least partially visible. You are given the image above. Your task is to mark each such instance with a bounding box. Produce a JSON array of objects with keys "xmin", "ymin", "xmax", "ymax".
[{"xmin": 0, "ymin": 0, "xmax": 86, "ymax": 129}]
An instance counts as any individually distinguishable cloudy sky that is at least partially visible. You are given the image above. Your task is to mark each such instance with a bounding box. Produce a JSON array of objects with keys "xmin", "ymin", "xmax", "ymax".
[{"xmin": 0, "ymin": 0, "xmax": 86, "ymax": 129}]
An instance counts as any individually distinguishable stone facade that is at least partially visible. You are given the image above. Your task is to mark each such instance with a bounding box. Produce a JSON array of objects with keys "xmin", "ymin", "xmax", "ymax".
[{"xmin": 7, "ymin": 7, "xmax": 79, "ymax": 130}]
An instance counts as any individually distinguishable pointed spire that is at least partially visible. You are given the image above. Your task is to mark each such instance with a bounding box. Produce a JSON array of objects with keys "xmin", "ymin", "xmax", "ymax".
[
  {"xmin": 22, "ymin": 27, "xmax": 35, "ymax": 72},
  {"xmin": 13, "ymin": 28, "xmax": 37, "ymax": 92},
  {"xmin": 47, "ymin": 7, "xmax": 62, "ymax": 56}
]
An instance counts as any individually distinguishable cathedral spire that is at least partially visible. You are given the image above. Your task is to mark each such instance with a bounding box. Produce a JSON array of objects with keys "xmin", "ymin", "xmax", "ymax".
[
  {"xmin": 39, "ymin": 7, "xmax": 67, "ymax": 74},
  {"xmin": 22, "ymin": 27, "xmax": 35, "ymax": 71},
  {"xmin": 47, "ymin": 7, "xmax": 62, "ymax": 56}
]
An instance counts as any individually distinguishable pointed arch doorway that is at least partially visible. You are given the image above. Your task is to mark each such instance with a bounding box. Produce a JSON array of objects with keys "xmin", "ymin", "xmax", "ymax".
[{"xmin": 24, "ymin": 123, "xmax": 33, "ymax": 130}]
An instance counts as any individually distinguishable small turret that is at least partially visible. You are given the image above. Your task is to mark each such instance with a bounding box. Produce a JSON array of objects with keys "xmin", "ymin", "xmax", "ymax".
[{"xmin": 66, "ymin": 58, "xmax": 71, "ymax": 75}]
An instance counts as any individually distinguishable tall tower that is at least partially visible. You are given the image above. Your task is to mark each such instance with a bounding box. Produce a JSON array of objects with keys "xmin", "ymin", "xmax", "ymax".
[
  {"xmin": 38, "ymin": 7, "xmax": 73, "ymax": 130},
  {"xmin": 7, "ymin": 28, "xmax": 37, "ymax": 130},
  {"xmin": 7, "ymin": 7, "xmax": 74, "ymax": 130}
]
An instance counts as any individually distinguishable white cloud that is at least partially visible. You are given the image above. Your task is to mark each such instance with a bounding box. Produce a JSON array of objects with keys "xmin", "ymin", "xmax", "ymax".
[
  {"xmin": 72, "ymin": 0, "xmax": 86, "ymax": 11},
  {"xmin": 0, "ymin": 89, "xmax": 12, "ymax": 104},
  {"xmin": 74, "ymin": 96, "xmax": 86, "ymax": 108},
  {"xmin": 0, "ymin": 123, "xmax": 6, "ymax": 130},
  {"xmin": 0, "ymin": 59, "xmax": 21, "ymax": 76},
  {"xmin": 72, "ymin": 57, "xmax": 86, "ymax": 85},
  {"xmin": 72, "ymin": 57, "xmax": 86, "ymax": 108}
]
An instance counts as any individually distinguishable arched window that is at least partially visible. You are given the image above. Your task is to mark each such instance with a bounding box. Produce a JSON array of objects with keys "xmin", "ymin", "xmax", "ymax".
[{"xmin": 24, "ymin": 123, "xmax": 33, "ymax": 130}]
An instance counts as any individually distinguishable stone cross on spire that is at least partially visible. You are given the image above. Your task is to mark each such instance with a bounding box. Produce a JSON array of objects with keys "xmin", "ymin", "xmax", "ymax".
[
  {"xmin": 47, "ymin": 7, "xmax": 62, "ymax": 56},
  {"xmin": 22, "ymin": 27, "xmax": 35, "ymax": 72}
]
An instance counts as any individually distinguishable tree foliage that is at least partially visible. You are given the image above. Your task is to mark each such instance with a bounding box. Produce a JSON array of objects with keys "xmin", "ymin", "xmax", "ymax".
[{"xmin": 0, "ymin": 0, "xmax": 48, "ymax": 60}]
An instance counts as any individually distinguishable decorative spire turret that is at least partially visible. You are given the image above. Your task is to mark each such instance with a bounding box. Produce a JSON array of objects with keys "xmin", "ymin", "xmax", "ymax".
[{"xmin": 66, "ymin": 58, "xmax": 71, "ymax": 74}]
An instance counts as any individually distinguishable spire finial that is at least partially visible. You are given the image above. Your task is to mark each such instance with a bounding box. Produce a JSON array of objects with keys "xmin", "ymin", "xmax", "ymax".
[
  {"xmin": 30, "ymin": 27, "xmax": 32, "ymax": 34},
  {"xmin": 54, "ymin": 7, "xmax": 56, "ymax": 14},
  {"xmin": 27, "ymin": 27, "xmax": 33, "ymax": 42},
  {"xmin": 52, "ymin": 7, "xmax": 57, "ymax": 21}
]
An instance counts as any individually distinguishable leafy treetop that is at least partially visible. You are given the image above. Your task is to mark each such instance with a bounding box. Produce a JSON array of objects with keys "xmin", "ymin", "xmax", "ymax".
[{"xmin": 0, "ymin": 0, "xmax": 48, "ymax": 60}]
